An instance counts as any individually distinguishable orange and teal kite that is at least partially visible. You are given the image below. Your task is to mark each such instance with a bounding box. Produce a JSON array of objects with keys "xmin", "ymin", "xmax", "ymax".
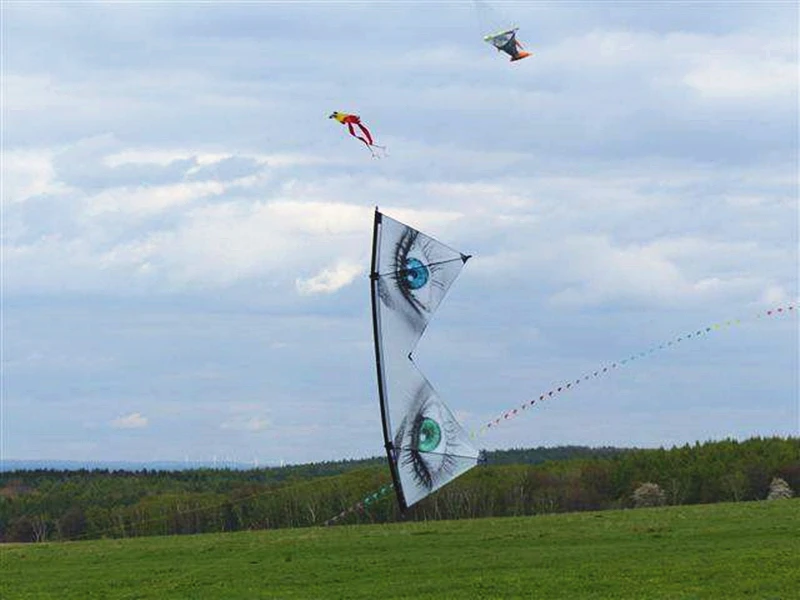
[
  {"xmin": 329, "ymin": 111, "xmax": 386, "ymax": 157},
  {"xmin": 484, "ymin": 27, "xmax": 531, "ymax": 62}
]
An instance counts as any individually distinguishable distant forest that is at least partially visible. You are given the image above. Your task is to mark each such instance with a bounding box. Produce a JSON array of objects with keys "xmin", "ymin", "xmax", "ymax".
[{"xmin": 1, "ymin": 437, "xmax": 797, "ymax": 543}]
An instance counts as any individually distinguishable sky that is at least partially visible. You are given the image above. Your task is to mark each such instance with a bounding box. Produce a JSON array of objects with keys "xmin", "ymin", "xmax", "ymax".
[{"xmin": 2, "ymin": 0, "xmax": 798, "ymax": 467}]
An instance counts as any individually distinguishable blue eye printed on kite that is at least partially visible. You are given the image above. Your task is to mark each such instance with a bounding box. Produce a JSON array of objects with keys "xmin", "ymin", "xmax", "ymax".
[
  {"xmin": 404, "ymin": 257, "xmax": 429, "ymax": 290},
  {"xmin": 392, "ymin": 229, "xmax": 441, "ymax": 315},
  {"xmin": 396, "ymin": 390, "xmax": 458, "ymax": 491}
]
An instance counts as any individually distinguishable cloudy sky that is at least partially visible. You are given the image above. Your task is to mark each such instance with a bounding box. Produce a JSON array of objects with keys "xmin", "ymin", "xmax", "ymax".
[{"xmin": 2, "ymin": 1, "xmax": 798, "ymax": 467}]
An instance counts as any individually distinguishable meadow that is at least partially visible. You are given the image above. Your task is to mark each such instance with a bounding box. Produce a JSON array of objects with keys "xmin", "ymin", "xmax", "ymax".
[{"xmin": 2, "ymin": 499, "xmax": 797, "ymax": 599}]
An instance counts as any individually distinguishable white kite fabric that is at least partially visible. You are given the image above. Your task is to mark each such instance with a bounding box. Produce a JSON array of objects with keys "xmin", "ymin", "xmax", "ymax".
[
  {"xmin": 370, "ymin": 209, "xmax": 479, "ymax": 510},
  {"xmin": 484, "ymin": 28, "xmax": 517, "ymax": 49}
]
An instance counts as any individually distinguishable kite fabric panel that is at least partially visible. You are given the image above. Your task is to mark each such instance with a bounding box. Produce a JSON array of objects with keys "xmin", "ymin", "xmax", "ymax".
[
  {"xmin": 484, "ymin": 28, "xmax": 517, "ymax": 49},
  {"xmin": 370, "ymin": 209, "xmax": 479, "ymax": 510}
]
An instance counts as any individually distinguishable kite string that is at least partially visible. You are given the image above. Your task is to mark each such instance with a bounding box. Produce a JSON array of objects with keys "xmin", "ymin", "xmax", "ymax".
[
  {"xmin": 323, "ymin": 482, "xmax": 394, "ymax": 526},
  {"xmin": 470, "ymin": 303, "xmax": 796, "ymax": 439}
]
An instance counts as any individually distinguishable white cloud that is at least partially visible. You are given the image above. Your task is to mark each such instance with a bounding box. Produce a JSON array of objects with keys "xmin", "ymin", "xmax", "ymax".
[
  {"xmin": 548, "ymin": 236, "xmax": 687, "ymax": 307},
  {"xmin": 5, "ymin": 149, "xmax": 794, "ymax": 300},
  {"xmin": 2, "ymin": 149, "xmax": 72, "ymax": 204},
  {"xmin": 544, "ymin": 235, "xmax": 783, "ymax": 308},
  {"xmin": 684, "ymin": 57, "xmax": 796, "ymax": 100},
  {"xmin": 103, "ymin": 149, "xmax": 231, "ymax": 169},
  {"xmin": 102, "ymin": 149, "xmax": 338, "ymax": 170},
  {"xmin": 122, "ymin": 200, "xmax": 371, "ymax": 288},
  {"xmin": 544, "ymin": 30, "xmax": 797, "ymax": 105},
  {"xmin": 3, "ymin": 193, "xmax": 375, "ymax": 292},
  {"xmin": 110, "ymin": 412, "xmax": 148, "ymax": 429},
  {"xmin": 296, "ymin": 261, "xmax": 363, "ymax": 295},
  {"xmin": 85, "ymin": 180, "xmax": 227, "ymax": 216}
]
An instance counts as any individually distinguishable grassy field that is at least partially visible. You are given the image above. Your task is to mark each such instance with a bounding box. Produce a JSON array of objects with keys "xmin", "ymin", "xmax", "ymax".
[{"xmin": 2, "ymin": 499, "xmax": 798, "ymax": 599}]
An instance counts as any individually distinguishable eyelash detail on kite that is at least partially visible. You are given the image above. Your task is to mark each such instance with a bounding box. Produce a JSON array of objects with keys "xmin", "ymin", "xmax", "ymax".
[{"xmin": 397, "ymin": 391, "xmax": 459, "ymax": 490}]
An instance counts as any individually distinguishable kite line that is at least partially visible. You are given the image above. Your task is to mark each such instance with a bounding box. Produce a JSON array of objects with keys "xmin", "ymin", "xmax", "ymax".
[
  {"xmin": 323, "ymin": 483, "xmax": 394, "ymax": 526},
  {"xmin": 470, "ymin": 303, "xmax": 796, "ymax": 439}
]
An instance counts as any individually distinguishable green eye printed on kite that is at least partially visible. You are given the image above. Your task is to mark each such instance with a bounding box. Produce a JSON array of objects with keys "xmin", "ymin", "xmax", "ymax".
[{"xmin": 417, "ymin": 417, "xmax": 442, "ymax": 452}]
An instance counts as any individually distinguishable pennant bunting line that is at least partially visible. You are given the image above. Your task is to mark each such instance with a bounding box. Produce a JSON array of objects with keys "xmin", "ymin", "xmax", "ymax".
[
  {"xmin": 470, "ymin": 304, "xmax": 796, "ymax": 439},
  {"xmin": 323, "ymin": 483, "xmax": 394, "ymax": 526}
]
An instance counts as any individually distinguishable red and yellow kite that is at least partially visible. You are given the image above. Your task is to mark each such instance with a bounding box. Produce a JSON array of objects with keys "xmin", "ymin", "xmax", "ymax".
[{"xmin": 329, "ymin": 111, "xmax": 386, "ymax": 157}]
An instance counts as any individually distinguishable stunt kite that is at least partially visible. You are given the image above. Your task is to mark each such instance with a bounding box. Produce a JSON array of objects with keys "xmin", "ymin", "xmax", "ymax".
[
  {"xmin": 369, "ymin": 209, "xmax": 477, "ymax": 510},
  {"xmin": 329, "ymin": 111, "xmax": 386, "ymax": 157}
]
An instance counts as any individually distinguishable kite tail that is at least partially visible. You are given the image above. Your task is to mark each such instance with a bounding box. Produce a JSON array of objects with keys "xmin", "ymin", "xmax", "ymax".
[
  {"xmin": 347, "ymin": 123, "xmax": 387, "ymax": 157},
  {"xmin": 346, "ymin": 122, "xmax": 372, "ymax": 147},
  {"xmin": 356, "ymin": 123, "xmax": 374, "ymax": 146},
  {"xmin": 367, "ymin": 143, "xmax": 388, "ymax": 159}
]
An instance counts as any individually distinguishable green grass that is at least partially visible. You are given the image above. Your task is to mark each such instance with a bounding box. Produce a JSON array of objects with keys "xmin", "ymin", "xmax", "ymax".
[{"xmin": 2, "ymin": 500, "xmax": 798, "ymax": 599}]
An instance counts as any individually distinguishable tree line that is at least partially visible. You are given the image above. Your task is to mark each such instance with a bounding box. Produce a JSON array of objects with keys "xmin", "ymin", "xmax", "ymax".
[{"xmin": 1, "ymin": 437, "xmax": 796, "ymax": 543}]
